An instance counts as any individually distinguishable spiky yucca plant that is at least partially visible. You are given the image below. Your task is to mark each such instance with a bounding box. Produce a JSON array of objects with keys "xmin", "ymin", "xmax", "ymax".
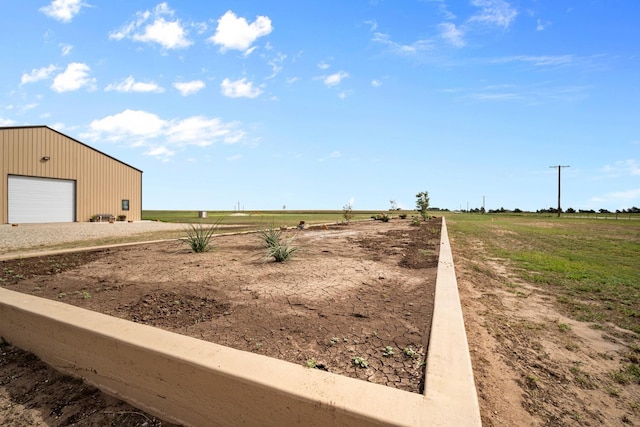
[
  {"xmin": 267, "ymin": 237, "xmax": 297, "ymax": 262},
  {"xmin": 181, "ymin": 217, "xmax": 225, "ymax": 253},
  {"xmin": 258, "ymin": 227, "xmax": 282, "ymax": 248},
  {"xmin": 259, "ymin": 226, "xmax": 297, "ymax": 262}
]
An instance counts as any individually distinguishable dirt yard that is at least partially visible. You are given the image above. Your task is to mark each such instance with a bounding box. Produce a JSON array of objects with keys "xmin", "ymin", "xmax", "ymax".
[
  {"xmin": 3, "ymin": 216, "xmax": 638, "ymax": 427},
  {"xmin": 0, "ymin": 219, "xmax": 439, "ymax": 426},
  {"xmin": 451, "ymin": 229, "xmax": 640, "ymax": 427}
]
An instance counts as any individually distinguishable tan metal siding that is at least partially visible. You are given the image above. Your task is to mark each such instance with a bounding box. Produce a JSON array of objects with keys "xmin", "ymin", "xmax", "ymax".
[{"xmin": 1, "ymin": 127, "xmax": 142, "ymax": 224}]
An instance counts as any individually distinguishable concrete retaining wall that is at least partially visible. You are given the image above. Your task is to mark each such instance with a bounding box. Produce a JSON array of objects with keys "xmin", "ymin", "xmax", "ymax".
[{"xmin": 0, "ymin": 218, "xmax": 480, "ymax": 426}]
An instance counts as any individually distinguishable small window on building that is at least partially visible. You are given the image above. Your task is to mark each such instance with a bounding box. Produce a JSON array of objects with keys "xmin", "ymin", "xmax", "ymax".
[{"xmin": 122, "ymin": 199, "xmax": 130, "ymax": 211}]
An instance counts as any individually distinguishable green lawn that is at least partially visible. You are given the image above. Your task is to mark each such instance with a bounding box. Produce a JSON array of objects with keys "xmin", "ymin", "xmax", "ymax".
[
  {"xmin": 142, "ymin": 209, "xmax": 415, "ymax": 228},
  {"xmin": 446, "ymin": 213, "xmax": 640, "ymax": 334}
]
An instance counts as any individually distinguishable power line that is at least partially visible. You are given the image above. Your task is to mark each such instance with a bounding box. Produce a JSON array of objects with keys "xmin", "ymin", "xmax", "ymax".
[{"xmin": 549, "ymin": 165, "xmax": 570, "ymax": 217}]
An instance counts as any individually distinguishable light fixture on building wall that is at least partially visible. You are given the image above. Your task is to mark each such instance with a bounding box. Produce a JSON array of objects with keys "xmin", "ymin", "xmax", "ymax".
[{"xmin": 42, "ymin": 156, "xmax": 51, "ymax": 161}]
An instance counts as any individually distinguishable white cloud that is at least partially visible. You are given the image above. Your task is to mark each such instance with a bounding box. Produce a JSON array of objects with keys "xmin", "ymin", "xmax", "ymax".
[
  {"xmin": 105, "ymin": 76, "xmax": 164, "ymax": 93},
  {"xmin": 371, "ymin": 79, "xmax": 382, "ymax": 87},
  {"xmin": 323, "ymin": 71, "xmax": 349, "ymax": 87},
  {"xmin": 192, "ymin": 22, "xmax": 208, "ymax": 35},
  {"xmin": 266, "ymin": 53, "xmax": 287, "ymax": 78},
  {"xmin": 613, "ymin": 189, "xmax": 640, "ymax": 199},
  {"xmin": 601, "ymin": 159, "xmax": 640, "ymax": 178},
  {"xmin": 209, "ymin": 10, "xmax": 272, "ymax": 53},
  {"xmin": 488, "ymin": 55, "xmax": 574, "ymax": 67},
  {"xmin": 469, "ymin": 92, "xmax": 520, "ymax": 101},
  {"xmin": 60, "ymin": 43, "xmax": 73, "ymax": 56},
  {"xmin": 40, "ymin": 0, "xmax": 87, "ymax": 23},
  {"xmin": 166, "ymin": 116, "xmax": 245, "ymax": 146},
  {"xmin": 109, "ymin": 3, "xmax": 192, "ymax": 50},
  {"xmin": 372, "ymin": 32, "xmax": 433, "ymax": 55},
  {"xmin": 319, "ymin": 150, "xmax": 342, "ymax": 162},
  {"xmin": 439, "ymin": 22, "xmax": 465, "ymax": 47},
  {"xmin": 227, "ymin": 154, "xmax": 242, "ymax": 161},
  {"xmin": 469, "ymin": 0, "xmax": 518, "ymax": 29},
  {"xmin": 318, "ymin": 61, "xmax": 330, "ymax": 70},
  {"xmin": 364, "ymin": 20, "xmax": 377, "ymax": 32},
  {"xmin": 451, "ymin": 82, "xmax": 590, "ymax": 104},
  {"xmin": 87, "ymin": 109, "xmax": 165, "ymax": 141},
  {"xmin": 0, "ymin": 117, "xmax": 16, "ymax": 126},
  {"xmin": 173, "ymin": 80, "xmax": 206, "ymax": 96},
  {"xmin": 83, "ymin": 109, "xmax": 246, "ymax": 160},
  {"xmin": 21, "ymin": 65, "xmax": 58, "ymax": 85},
  {"xmin": 145, "ymin": 146, "xmax": 175, "ymax": 161},
  {"xmin": 135, "ymin": 18, "xmax": 191, "ymax": 49},
  {"xmin": 536, "ymin": 19, "xmax": 551, "ymax": 31},
  {"xmin": 590, "ymin": 189, "xmax": 640, "ymax": 204},
  {"xmin": 220, "ymin": 78, "xmax": 263, "ymax": 98},
  {"xmin": 51, "ymin": 62, "xmax": 96, "ymax": 92},
  {"xmin": 427, "ymin": 0, "xmax": 456, "ymax": 20}
]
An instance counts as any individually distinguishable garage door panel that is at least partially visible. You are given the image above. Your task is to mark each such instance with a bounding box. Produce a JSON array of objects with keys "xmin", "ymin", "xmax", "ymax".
[{"xmin": 8, "ymin": 176, "xmax": 76, "ymax": 223}]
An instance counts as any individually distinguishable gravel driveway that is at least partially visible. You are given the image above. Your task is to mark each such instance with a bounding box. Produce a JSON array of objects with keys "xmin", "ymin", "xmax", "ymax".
[{"xmin": 0, "ymin": 221, "xmax": 188, "ymax": 255}]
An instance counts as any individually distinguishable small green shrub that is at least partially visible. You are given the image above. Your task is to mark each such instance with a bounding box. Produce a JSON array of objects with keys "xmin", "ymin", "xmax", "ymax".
[
  {"xmin": 343, "ymin": 202, "xmax": 354, "ymax": 223},
  {"xmin": 410, "ymin": 217, "xmax": 421, "ymax": 226},
  {"xmin": 181, "ymin": 218, "xmax": 224, "ymax": 253},
  {"xmin": 352, "ymin": 356, "xmax": 369, "ymax": 368},
  {"xmin": 382, "ymin": 346, "xmax": 395, "ymax": 356},
  {"xmin": 267, "ymin": 239, "xmax": 297, "ymax": 262},
  {"xmin": 403, "ymin": 346, "xmax": 418, "ymax": 358},
  {"xmin": 258, "ymin": 227, "xmax": 282, "ymax": 248},
  {"xmin": 259, "ymin": 226, "xmax": 298, "ymax": 262},
  {"xmin": 375, "ymin": 213, "xmax": 389, "ymax": 222},
  {"xmin": 416, "ymin": 191, "xmax": 430, "ymax": 221}
]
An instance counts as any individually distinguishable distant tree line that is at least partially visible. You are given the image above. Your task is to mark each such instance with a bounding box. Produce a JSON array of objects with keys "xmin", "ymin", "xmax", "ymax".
[
  {"xmin": 460, "ymin": 206, "xmax": 640, "ymax": 216},
  {"xmin": 536, "ymin": 206, "xmax": 640, "ymax": 215}
]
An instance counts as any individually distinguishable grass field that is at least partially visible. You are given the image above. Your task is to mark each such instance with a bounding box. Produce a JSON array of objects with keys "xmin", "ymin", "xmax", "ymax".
[
  {"xmin": 142, "ymin": 209, "xmax": 412, "ymax": 228},
  {"xmin": 446, "ymin": 213, "xmax": 640, "ymax": 335}
]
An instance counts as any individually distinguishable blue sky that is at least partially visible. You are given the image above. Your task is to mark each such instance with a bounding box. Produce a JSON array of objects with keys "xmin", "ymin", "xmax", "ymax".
[{"xmin": 1, "ymin": 1, "xmax": 639, "ymax": 212}]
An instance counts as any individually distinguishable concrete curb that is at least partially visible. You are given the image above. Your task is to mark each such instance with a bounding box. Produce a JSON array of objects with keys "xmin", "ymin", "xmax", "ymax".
[
  {"xmin": 424, "ymin": 217, "xmax": 481, "ymax": 423},
  {"xmin": 0, "ymin": 217, "xmax": 480, "ymax": 426}
]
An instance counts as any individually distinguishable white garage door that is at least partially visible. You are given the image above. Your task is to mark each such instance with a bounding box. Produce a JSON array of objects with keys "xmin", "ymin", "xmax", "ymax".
[{"xmin": 8, "ymin": 175, "xmax": 76, "ymax": 223}]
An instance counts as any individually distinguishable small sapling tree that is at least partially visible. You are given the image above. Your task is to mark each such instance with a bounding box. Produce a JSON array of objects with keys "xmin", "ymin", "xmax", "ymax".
[
  {"xmin": 343, "ymin": 202, "xmax": 354, "ymax": 223},
  {"xmin": 415, "ymin": 191, "xmax": 430, "ymax": 221}
]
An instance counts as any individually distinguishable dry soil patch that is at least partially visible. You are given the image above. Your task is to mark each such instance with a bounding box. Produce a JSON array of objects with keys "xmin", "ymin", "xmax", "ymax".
[{"xmin": 1, "ymin": 219, "xmax": 440, "ymax": 426}]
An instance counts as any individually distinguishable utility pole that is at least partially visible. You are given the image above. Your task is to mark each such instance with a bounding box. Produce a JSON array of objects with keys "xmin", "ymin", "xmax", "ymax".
[{"xmin": 549, "ymin": 165, "xmax": 570, "ymax": 217}]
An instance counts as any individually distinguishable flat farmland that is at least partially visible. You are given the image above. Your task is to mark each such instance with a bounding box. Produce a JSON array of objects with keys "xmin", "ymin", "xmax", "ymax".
[{"xmin": 448, "ymin": 214, "xmax": 640, "ymax": 426}]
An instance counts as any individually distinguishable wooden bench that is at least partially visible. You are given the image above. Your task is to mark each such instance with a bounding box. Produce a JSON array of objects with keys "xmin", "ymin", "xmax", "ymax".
[{"xmin": 96, "ymin": 214, "xmax": 115, "ymax": 222}]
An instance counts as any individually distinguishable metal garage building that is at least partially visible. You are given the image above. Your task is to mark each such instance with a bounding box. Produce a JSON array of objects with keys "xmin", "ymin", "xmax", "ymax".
[{"xmin": 1, "ymin": 126, "xmax": 142, "ymax": 224}]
